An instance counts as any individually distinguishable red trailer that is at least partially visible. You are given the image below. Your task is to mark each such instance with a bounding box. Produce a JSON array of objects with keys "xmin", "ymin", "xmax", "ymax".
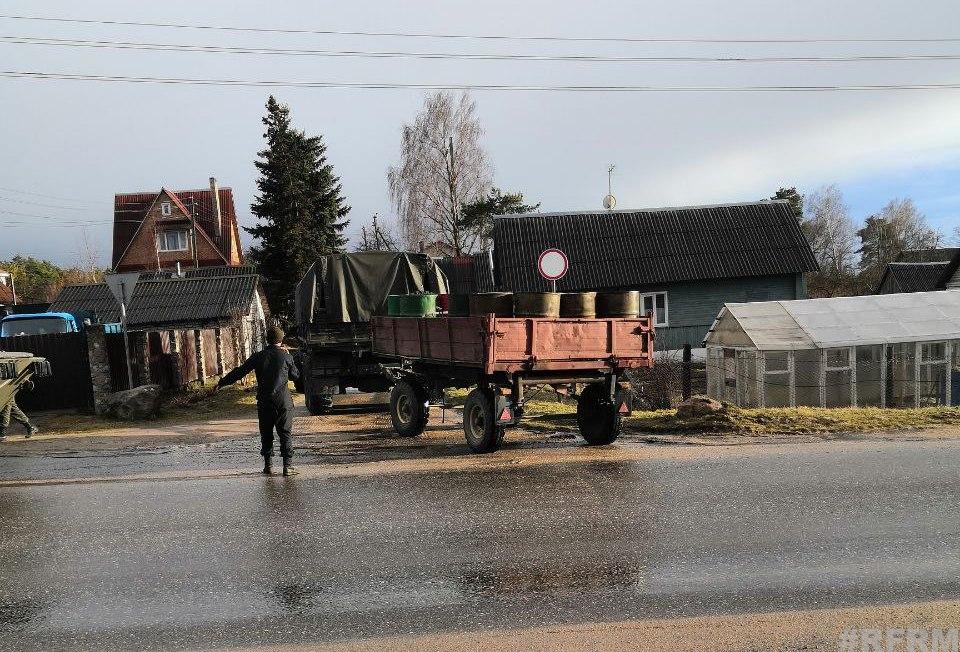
[{"xmin": 371, "ymin": 315, "xmax": 655, "ymax": 453}]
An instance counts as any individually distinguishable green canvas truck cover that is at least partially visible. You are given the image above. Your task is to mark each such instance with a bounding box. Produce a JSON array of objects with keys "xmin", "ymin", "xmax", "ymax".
[{"xmin": 296, "ymin": 252, "xmax": 448, "ymax": 325}]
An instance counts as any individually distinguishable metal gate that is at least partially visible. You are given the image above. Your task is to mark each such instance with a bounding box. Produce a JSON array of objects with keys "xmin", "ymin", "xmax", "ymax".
[{"xmin": 0, "ymin": 332, "xmax": 94, "ymax": 411}]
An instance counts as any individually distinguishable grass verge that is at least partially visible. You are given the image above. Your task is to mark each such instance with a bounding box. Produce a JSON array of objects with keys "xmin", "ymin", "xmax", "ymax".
[
  {"xmin": 33, "ymin": 382, "xmax": 259, "ymax": 436},
  {"xmin": 449, "ymin": 387, "xmax": 960, "ymax": 436}
]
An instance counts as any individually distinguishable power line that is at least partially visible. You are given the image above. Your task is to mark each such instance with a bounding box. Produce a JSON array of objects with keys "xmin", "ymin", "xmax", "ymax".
[
  {"xmin": 0, "ymin": 185, "xmax": 100, "ymax": 205},
  {"xmin": 4, "ymin": 35, "xmax": 960, "ymax": 63},
  {"xmin": 4, "ymin": 71, "xmax": 960, "ymax": 92},
  {"xmin": 0, "ymin": 194, "xmax": 87, "ymax": 211},
  {"xmin": 1, "ymin": 14, "xmax": 958, "ymax": 44}
]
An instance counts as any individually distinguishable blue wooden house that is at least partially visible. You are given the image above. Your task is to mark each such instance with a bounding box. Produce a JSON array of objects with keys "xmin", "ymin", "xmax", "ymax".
[{"xmin": 491, "ymin": 200, "xmax": 818, "ymax": 350}]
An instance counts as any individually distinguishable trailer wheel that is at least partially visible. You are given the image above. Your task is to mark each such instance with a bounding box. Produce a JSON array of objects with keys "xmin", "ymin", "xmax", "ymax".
[
  {"xmin": 577, "ymin": 382, "xmax": 622, "ymax": 445},
  {"xmin": 390, "ymin": 378, "xmax": 429, "ymax": 437},
  {"xmin": 463, "ymin": 388, "xmax": 505, "ymax": 453}
]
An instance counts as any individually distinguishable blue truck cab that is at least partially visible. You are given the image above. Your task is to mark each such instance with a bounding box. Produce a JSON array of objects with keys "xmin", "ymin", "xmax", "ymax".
[{"xmin": 0, "ymin": 312, "xmax": 80, "ymax": 337}]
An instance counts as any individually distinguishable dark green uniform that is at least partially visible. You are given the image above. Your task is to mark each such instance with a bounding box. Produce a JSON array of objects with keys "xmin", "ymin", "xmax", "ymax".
[
  {"xmin": 0, "ymin": 393, "xmax": 35, "ymax": 440},
  {"xmin": 217, "ymin": 345, "xmax": 300, "ymax": 461}
]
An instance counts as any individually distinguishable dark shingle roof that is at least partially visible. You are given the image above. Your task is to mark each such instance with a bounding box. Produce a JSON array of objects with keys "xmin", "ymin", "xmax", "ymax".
[
  {"xmin": 437, "ymin": 253, "xmax": 496, "ymax": 294},
  {"xmin": 876, "ymin": 262, "xmax": 948, "ymax": 294},
  {"xmin": 50, "ymin": 284, "xmax": 121, "ymax": 323},
  {"xmin": 896, "ymin": 248, "xmax": 959, "ymax": 263},
  {"xmin": 140, "ymin": 265, "xmax": 259, "ymax": 280},
  {"xmin": 491, "ymin": 200, "xmax": 818, "ymax": 292},
  {"xmin": 50, "ymin": 274, "xmax": 260, "ymax": 329}
]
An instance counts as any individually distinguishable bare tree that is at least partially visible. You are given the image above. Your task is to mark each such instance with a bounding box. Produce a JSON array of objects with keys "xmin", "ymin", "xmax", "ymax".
[
  {"xmin": 75, "ymin": 228, "xmax": 103, "ymax": 283},
  {"xmin": 387, "ymin": 91, "xmax": 492, "ymax": 255},
  {"xmin": 354, "ymin": 214, "xmax": 398, "ymax": 252},
  {"xmin": 803, "ymin": 185, "xmax": 858, "ymax": 282},
  {"xmin": 857, "ymin": 197, "xmax": 940, "ymax": 284}
]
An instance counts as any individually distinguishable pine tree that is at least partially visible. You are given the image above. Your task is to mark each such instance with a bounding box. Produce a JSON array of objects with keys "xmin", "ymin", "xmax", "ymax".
[{"xmin": 247, "ymin": 96, "xmax": 350, "ymax": 315}]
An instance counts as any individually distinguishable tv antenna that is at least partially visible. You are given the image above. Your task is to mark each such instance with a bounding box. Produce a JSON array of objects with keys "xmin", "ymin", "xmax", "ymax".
[{"xmin": 603, "ymin": 164, "xmax": 616, "ymax": 210}]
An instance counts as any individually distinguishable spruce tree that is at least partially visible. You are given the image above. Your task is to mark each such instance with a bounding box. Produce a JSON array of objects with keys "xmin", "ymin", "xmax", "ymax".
[{"xmin": 247, "ymin": 96, "xmax": 350, "ymax": 316}]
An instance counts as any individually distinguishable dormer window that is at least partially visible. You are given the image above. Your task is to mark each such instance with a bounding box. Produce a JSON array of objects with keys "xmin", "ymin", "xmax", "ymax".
[
  {"xmin": 157, "ymin": 230, "xmax": 189, "ymax": 252},
  {"xmin": 161, "ymin": 201, "xmax": 172, "ymax": 216}
]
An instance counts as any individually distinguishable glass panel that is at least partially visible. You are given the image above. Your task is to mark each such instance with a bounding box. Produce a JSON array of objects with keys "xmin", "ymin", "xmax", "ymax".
[
  {"xmin": 919, "ymin": 362, "xmax": 947, "ymax": 406},
  {"xmin": 825, "ymin": 369, "xmax": 852, "ymax": 407},
  {"xmin": 643, "ymin": 296, "xmax": 654, "ymax": 316},
  {"xmin": 764, "ymin": 369, "xmax": 791, "ymax": 407},
  {"xmin": 921, "ymin": 342, "xmax": 946, "ymax": 362},
  {"xmin": 826, "ymin": 348, "xmax": 849, "ymax": 368},
  {"xmin": 794, "ymin": 349, "xmax": 821, "ymax": 407},
  {"xmin": 887, "ymin": 343, "xmax": 916, "ymax": 408},
  {"xmin": 655, "ymin": 294, "xmax": 667, "ymax": 325},
  {"xmin": 766, "ymin": 352, "xmax": 788, "ymax": 373},
  {"xmin": 722, "ymin": 349, "xmax": 737, "ymax": 404},
  {"xmin": 737, "ymin": 350, "xmax": 759, "ymax": 407},
  {"xmin": 856, "ymin": 345, "xmax": 883, "ymax": 407}
]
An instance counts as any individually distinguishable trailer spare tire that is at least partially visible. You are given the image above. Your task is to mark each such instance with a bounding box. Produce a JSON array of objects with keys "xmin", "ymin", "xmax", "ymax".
[
  {"xmin": 577, "ymin": 382, "xmax": 622, "ymax": 445},
  {"xmin": 390, "ymin": 378, "xmax": 429, "ymax": 437},
  {"xmin": 463, "ymin": 388, "xmax": 505, "ymax": 453}
]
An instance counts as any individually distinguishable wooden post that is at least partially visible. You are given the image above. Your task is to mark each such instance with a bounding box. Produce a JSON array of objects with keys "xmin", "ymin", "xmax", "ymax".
[
  {"xmin": 914, "ymin": 341, "xmax": 922, "ymax": 408},
  {"xmin": 946, "ymin": 341, "xmax": 953, "ymax": 407},
  {"xmin": 682, "ymin": 342, "xmax": 692, "ymax": 401},
  {"xmin": 880, "ymin": 345, "xmax": 887, "ymax": 408},
  {"xmin": 849, "ymin": 346, "xmax": 857, "ymax": 408},
  {"xmin": 819, "ymin": 349, "xmax": 827, "ymax": 408},
  {"xmin": 756, "ymin": 350, "xmax": 765, "ymax": 408}
]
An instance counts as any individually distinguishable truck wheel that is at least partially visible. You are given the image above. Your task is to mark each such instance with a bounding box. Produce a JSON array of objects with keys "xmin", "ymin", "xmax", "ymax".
[
  {"xmin": 390, "ymin": 378, "xmax": 428, "ymax": 437},
  {"xmin": 577, "ymin": 382, "xmax": 622, "ymax": 445},
  {"xmin": 306, "ymin": 392, "xmax": 332, "ymax": 416},
  {"xmin": 463, "ymin": 388, "xmax": 505, "ymax": 453}
]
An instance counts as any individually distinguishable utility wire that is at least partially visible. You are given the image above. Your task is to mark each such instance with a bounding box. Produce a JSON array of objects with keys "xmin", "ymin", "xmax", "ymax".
[
  {"xmin": 1, "ymin": 14, "xmax": 958, "ymax": 44},
  {"xmin": 4, "ymin": 36, "xmax": 960, "ymax": 63},
  {"xmin": 0, "ymin": 185, "xmax": 100, "ymax": 204},
  {"xmin": 3, "ymin": 71, "xmax": 960, "ymax": 92},
  {"xmin": 0, "ymin": 194, "xmax": 87, "ymax": 210}
]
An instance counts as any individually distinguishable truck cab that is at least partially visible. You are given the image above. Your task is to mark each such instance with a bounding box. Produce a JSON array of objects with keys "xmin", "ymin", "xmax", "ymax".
[{"xmin": 0, "ymin": 312, "xmax": 79, "ymax": 337}]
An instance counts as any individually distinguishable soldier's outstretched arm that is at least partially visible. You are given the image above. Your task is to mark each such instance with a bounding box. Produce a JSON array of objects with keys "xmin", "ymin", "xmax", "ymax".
[{"xmin": 215, "ymin": 354, "xmax": 257, "ymax": 391}]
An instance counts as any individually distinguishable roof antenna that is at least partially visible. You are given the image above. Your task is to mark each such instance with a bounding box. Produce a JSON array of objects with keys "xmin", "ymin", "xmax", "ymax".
[{"xmin": 603, "ymin": 164, "xmax": 617, "ymax": 211}]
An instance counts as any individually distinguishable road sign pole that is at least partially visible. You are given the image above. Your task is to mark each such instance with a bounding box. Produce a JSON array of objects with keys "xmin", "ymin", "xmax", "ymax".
[
  {"xmin": 105, "ymin": 272, "xmax": 140, "ymax": 390},
  {"xmin": 120, "ymin": 301, "xmax": 133, "ymax": 390}
]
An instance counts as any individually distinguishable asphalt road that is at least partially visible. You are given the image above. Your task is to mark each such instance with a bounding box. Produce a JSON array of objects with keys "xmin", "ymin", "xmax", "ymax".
[{"xmin": 2, "ymin": 439, "xmax": 960, "ymax": 650}]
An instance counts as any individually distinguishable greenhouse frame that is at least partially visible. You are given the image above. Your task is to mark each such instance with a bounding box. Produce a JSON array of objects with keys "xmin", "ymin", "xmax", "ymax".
[{"xmin": 703, "ymin": 292, "xmax": 960, "ymax": 408}]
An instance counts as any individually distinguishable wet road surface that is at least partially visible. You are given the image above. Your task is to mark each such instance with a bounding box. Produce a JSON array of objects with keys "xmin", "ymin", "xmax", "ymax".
[{"xmin": 1, "ymin": 438, "xmax": 959, "ymax": 650}]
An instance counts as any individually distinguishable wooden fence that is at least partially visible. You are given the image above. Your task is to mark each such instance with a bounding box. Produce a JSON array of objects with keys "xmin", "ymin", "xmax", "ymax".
[{"xmin": 0, "ymin": 332, "xmax": 94, "ymax": 411}]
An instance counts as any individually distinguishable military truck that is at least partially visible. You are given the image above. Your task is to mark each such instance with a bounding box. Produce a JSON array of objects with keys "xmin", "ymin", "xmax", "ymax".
[
  {"xmin": 0, "ymin": 351, "xmax": 52, "ymax": 415},
  {"xmin": 294, "ymin": 252, "xmax": 448, "ymax": 415}
]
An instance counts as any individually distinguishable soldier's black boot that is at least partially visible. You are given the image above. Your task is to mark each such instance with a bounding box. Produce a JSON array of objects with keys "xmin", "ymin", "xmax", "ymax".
[
  {"xmin": 262, "ymin": 456, "xmax": 272, "ymax": 475},
  {"xmin": 282, "ymin": 458, "xmax": 297, "ymax": 476}
]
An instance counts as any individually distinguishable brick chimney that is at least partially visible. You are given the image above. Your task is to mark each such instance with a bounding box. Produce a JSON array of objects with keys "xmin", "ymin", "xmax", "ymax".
[{"xmin": 209, "ymin": 177, "xmax": 222, "ymax": 240}]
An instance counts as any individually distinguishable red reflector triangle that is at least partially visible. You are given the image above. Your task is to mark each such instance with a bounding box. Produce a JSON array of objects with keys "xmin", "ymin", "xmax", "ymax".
[
  {"xmin": 500, "ymin": 407, "xmax": 512, "ymax": 420},
  {"xmin": 618, "ymin": 402, "xmax": 629, "ymax": 414}
]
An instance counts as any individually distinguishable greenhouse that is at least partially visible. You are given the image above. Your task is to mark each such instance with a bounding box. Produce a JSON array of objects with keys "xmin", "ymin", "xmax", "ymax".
[{"xmin": 703, "ymin": 291, "xmax": 960, "ymax": 408}]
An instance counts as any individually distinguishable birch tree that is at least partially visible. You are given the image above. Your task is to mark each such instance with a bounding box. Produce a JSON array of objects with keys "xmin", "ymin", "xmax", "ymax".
[{"xmin": 387, "ymin": 92, "xmax": 492, "ymax": 255}]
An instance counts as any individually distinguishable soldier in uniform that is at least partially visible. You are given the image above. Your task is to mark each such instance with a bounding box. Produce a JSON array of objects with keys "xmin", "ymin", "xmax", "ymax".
[
  {"xmin": 214, "ymin": 326, "xmax": 301, "ymax": 476},
  {"xmin": 0, "ymin": 381, "xmax": 39, "ymax": 441}
]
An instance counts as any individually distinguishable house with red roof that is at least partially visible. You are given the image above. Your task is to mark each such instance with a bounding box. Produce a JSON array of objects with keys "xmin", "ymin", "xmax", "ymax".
[{"xmin": 112, "ymin": 178, "xmax": 244, "ymax": 273}]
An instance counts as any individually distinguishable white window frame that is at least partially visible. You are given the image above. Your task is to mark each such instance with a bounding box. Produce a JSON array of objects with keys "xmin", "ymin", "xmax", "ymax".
[
  {"xmin": 640, "ymin": 291, "xmax": 669, "ymax": 327},
  {"xmin": 161, "ymin": 201, "xmax": 172, "ymax": 216},
  {"xmin": 157, "ymin": 230, "xmax": 189, "ymax": 252}
]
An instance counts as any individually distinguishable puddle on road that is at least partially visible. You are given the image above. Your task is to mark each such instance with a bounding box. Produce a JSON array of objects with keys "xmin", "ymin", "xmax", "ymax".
[
  {"xmin": 458, "ymin": 561, "xmax": 645, "ymax": 597},
  {"xmin": 0, "ymin": 597, "xmax": 47, "ymax": 629}
]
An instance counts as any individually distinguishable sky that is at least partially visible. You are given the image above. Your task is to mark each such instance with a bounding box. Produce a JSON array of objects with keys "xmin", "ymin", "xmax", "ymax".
[{"xmin": 1, "ymin": 0, "xmax": 959, "ymax": 266}]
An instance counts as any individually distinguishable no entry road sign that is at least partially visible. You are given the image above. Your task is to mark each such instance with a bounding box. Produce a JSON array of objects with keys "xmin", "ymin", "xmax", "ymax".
[{"xmin": 537, "ymin": 249, "xmax": 568, "ymax": 281}]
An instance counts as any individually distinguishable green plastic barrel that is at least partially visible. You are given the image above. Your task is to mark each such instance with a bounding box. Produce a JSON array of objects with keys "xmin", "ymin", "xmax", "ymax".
[{"xmin": 387, "ymin": 294, "xmax": 437, "ymax": 317}]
